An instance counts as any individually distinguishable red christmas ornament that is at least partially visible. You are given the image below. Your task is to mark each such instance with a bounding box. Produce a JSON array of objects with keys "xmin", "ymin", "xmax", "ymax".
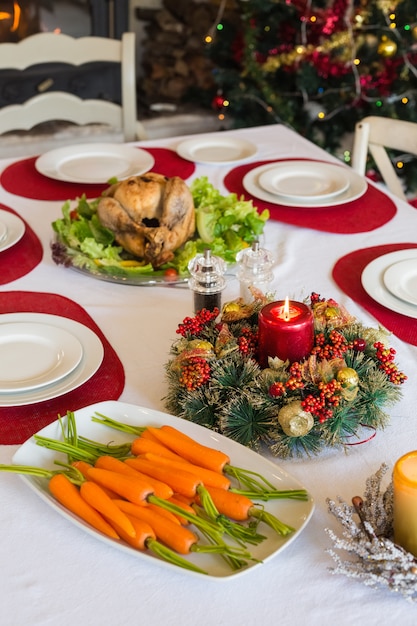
[{"xmin": 212, "ymin": 93, "xmax": 226, "ymax": 110}]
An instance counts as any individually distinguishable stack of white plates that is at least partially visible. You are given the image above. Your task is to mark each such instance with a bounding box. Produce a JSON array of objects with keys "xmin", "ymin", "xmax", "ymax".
[
  {"xmin": 243, "ymin": 160, "xmax": 368, "ymax": 208},
  {"xmin": 361, "ymin": 249, "xmax": 417, "ymax": 318},
  {"xmin": 0, "ymin": 313, "xmax": 104, "ymax": 406},
  {"xmin": 0, "ymin": 209, "xmax": 25, "ymax": 252}
]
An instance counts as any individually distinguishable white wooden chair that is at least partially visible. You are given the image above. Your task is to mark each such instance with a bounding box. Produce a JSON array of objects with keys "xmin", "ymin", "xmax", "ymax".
[
  {"xmin": 0, "ymin": 31, "xmax": 146, "ymax": 142},
  {"xmin": 351, "ymin": 115, "xmax": 417, "ymax": 202}
]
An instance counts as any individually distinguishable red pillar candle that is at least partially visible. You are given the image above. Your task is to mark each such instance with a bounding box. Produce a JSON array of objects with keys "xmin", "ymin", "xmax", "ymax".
[{"xmin": 258, "ymin": 299, "xmax": 314, "ymax": 367}]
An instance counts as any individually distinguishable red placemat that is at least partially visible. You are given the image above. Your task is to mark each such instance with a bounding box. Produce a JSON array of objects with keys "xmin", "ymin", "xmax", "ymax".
[
  {"xmin": 332, "ymin": 243, "xmax": 417, "ymax": 345},
  {"xmin": 224, "ymin": 159, "xmax": 397, "ymax": 234},
  {"xmin": 147, "ymin": 147, "xmax": 195, "ymax": 179},
  {"xmin": 0, "ymin": 147, "xmax": 195, "ymax": 201},
  {"xmin": 0, "ymin": 291, "xmax": 125, "ymax": 445},
  {"xmin": 0, "ymin": 204, "xmax": 43, "ymax": 284}
]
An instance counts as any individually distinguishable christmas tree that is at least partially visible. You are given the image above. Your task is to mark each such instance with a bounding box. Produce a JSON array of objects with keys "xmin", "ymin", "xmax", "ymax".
[{"xmin": 205, "ymin": 0, "xmax": 417, "ymax": 191}]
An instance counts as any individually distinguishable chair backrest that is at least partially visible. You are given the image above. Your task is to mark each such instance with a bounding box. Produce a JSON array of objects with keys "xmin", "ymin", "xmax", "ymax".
[
  {"xmin": 351, "ymin": 115, "xmax": 417, "ymax": 202},
  {"xmin": 0, "ymin": 31, "xmax": 143, "ymax": 142}
]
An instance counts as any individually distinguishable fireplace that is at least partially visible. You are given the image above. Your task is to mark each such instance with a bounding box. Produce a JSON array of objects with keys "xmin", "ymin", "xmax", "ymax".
[
  {"xmin": 0, "ymin": 1, "xmax": 130, "ymax": 108},
  {"xmin": 0, "ymin": 1, "xmax": 129, "ymax": 41}
]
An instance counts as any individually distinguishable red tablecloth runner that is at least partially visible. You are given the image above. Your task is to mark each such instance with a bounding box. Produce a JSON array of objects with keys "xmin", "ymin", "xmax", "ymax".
[
  {"xmin": 0, "ymin": 291, "xmax": 125, "ymax": 445},
  {"xmin": 332, "ymin": 243, "xmax": 417, "ymax": 345},
  {"xmin": 224, "ymin": 159, "xmax": 397, "ymax": 233},
  {"xmin": 0, "ymin": 204, "xmax": 42, "ymax": 284},
  {"xmin": 0, "ymin": 147, "xmax": 195, "ymax": 201}
]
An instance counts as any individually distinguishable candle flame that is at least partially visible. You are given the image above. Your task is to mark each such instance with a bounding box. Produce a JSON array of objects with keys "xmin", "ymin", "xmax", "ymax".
[{"xmin": 283, "ymin": 296, "xmax": 290, "ymax": 322}]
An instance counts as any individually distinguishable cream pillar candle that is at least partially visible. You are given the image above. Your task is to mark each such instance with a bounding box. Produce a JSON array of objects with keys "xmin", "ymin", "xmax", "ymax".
[{"xmin": 393, "ymin": 451, "xmax": 417, "ymax": 557}]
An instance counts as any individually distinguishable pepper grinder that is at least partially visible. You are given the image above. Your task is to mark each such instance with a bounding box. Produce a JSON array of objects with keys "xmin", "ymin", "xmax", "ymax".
[
  {"xmin": 188, "ymin": 249, "xmax": 226, "ymax": 313},
  {"xmin": 236, "ymin": 241, "xmax": 274, "ymax": 303}
]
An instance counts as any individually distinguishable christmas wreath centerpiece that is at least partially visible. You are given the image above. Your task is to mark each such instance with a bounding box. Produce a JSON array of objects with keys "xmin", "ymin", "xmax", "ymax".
[{"xmin": 164, "ymin": 292, "xmax": 407, "ymax": 458}]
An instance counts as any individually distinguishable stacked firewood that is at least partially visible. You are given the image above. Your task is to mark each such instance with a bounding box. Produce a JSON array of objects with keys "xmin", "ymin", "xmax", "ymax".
[{"xmin": 137, "ymin": 0, "xmax": 237, "ymax": 106}]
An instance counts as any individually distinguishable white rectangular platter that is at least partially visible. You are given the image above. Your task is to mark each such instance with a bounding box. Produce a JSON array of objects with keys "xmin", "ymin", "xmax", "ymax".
[{"xmin": 13, "ymin": 400, "xmax": 314, "ymax": 580}]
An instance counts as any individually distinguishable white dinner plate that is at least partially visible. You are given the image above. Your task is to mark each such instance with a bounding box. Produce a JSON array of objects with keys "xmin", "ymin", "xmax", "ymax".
[
  {"xmin": 0, "ymin": 322, "xmax": 83, "ymax": 393},
  {"xmin": 0, "ymin": 209, "xmax": 25, "ymax": 252},
  {"xmin": 176, "ymin": 136, "xmax": 257, "ymax": 165},
  {"xmin": 35, "ymin": 143, "xmax": 155, "ymax": 184},
  {"xmin": 0, "ymin": 219, "xmax": 7, "ymax": 242},
  {"xmin": 258, "ymin": 161, "xmax": 350, "ymax": 201},
  {"xmin": 361, "ymin": 249, "xmax": 417, "ymax": 319},
  {"xmin": 243, "ymin": 161, "xmax": 368, "ymax": 208},
  {"xmin": 0, "ymin": 313, "xmax": 104, "ymax": 405},
  {"xmin": 13, "ymin": 400, "xmax": 314, "ymax": 580},
  {"xmin": 383, "ymin": 259, "xmax": 417, "ymax": 306}
]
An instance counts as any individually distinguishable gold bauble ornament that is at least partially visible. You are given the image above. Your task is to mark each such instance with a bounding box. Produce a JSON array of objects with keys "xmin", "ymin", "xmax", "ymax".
[
  {"xmin": 378, "ymin": 36, "xmax": 397, "ymax": 58},
  {"xmin": 337, "ymin": 367, "xmax": 359, "ymax": 401},
  {"xmin": 278, "ymin": 400, "xmax": 314, "ymax": 438},
  {"xmin": 188, "ymin": 339, "xmax": 214, "ymax": 354},
  {"xmin": 337, "ymin": 367, "xmax": 359, "ymax": 389}
]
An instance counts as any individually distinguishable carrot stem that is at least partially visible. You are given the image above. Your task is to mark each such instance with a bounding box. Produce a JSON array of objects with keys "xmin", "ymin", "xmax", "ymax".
[
  {"xmin": 249, "ymin": 506, "xmax": 295, "ymax": 537},
  {"xmin": 91, "ymin": 412, "xmax": 146, "ymax": 436},
  {"xmin": 196, "ymin": 485, "xmax": 266, "ymax": 546},
  {"xmin": 225, "ymin": 465, "xmax": 308, "ymax": 500},
  {"xmin": 146, "ymin": 538, "xmax": 208, "ymax": 575},
  {"xmin": 34, "ymin": 435, "xmax": 97, "ymax": 463}
]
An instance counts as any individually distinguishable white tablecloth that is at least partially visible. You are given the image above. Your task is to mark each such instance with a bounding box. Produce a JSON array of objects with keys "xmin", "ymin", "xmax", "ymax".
[{"xmin": 1, "ymin": 125, "xmax": 417, "ymax": 625}]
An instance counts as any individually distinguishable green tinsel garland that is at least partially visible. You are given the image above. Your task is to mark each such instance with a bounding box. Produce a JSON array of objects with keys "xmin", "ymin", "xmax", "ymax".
[{"xmin": 164, "ymin": 292, "xmax": 406, "ymax": 458}]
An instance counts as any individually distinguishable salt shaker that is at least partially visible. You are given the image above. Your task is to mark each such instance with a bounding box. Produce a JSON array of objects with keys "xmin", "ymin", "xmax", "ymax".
[
  {"xmin": 188, "ymin": 249, "xmax": 226, "ymax": 313},
  {"xmin": 236, "ymin": 241, "xmax": 274, "ymax": 303}
]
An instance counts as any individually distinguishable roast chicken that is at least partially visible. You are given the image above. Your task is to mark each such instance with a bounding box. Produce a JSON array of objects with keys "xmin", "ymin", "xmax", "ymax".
[{"xmin": 97, "ymin": 172, "xmax": 195, "ymax": 268}]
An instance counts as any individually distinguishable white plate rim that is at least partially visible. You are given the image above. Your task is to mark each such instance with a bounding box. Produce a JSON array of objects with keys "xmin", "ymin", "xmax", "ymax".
[
  {"xmin": 0, "ymin": 313, "xmax": 104, "ymax": 405},
  {"xmin": 243, "ymin": 160, "xmax": 368, "ymax": 208},
  {"xmin": 12, "ymin": 400, "xmax": 314, "ymax": 580},
  {"xmin": 35, "ymin": 143, "xmax": 155, "ymax": 184},
  {"xmin": 176, "ymin": 136, "xmax": 257, "ymax": 165},
  {"xmin": 258, "ymin": 161, "xmax": 350, "ymax": 201},
  {"xmin": 0, "ymin": 322, "xmax": 83, "ymax": 393},
  {"xmin": 383, "ymin": 258, "xmax": 417, "ymax": 306},
  {"xmin": 0, "ymin": 219, "xmax": 7, "ymax": 243},
  {"xmin": 0, "ymin": 209, "xmax": 25, "ymax": 252},
  {"xmin": 361, "ymin": 249, "xmax": 417, "ymax": 319}
]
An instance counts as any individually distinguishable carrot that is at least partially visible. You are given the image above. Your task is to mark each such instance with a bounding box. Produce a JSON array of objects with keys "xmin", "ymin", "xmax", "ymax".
[
  {"xmin": 139, "ymin": 452, "xmax": 231, "ymax": 491},
  {"xmin": 113, "ymin": 499, "xmax": 199, "ymax": 554},
  {"xmin": 71, "ymin": 460, "xmax": 93, "ymax": 479},
  {"xmin": 147, "ymin": 503, "xmax": 181, "ymax": 526},
  {"xmin": 167, "ymin": 496, "xmax": 197, "ymax": 525},
  {"xmin": 124, "ymin": 457, "xmax": 202, "ymax": 498},
  {"xmin": 204, "ymin": 485, "xmax": 295, "ymax": 537},
  {"xmin": 94, "ymin": 455, "xmax": 173, "ymax": 500},
  {"xmin": 140, "ymin": 428, "xmax": 164, "ymax": 444},
  {"xmin": 86, "ymin": 467, "xmax": 154, "ymax": 505},
  {"xmin": 202, "ymin": 485, "xmax": 253, "ymax": 521},
  {"xmin": 147, "ymin": 425, "xmax": 230, "ymax": 473},
  {"xmin": 109, "ymin": 514, "xmax": 156, "ymax": 551},
  {"xmin": 48, "ymin": 473, "xmax": 120, "ymax": 540},
  {"xmin": 80, "ymin": 481, "xmax": 136, "ymax": 538},
  {"xmin": 131, "ymin": 437, "xmax": 186, "ymax": 461},
  {"xmin": 107, "ymin": 510, "xmax": 208, "ymax": 575}
]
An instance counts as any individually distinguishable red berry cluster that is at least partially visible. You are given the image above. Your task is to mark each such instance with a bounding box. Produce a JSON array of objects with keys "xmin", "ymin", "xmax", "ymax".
[
  {"xmin": 285, "ymin": 362, "xmax": 305, "ymax": 390},
  {"xmin": 312, "ymin": 329, "xmax": 350, "ymax": 359},
  {"xmin": 310, "ymin": 292, "xmax": 324, "ymax": 305},
  {"xmin": 301, "ymin": 379, "xmax": 342, "ymax": 423},
  {"xmin": 374, "ymin": 342, "xmax": 407, "ymax": 385},
  {"xmin": 179, "ymin": 356, "xmax": 211, "ymax": 391},
  {"xmin": 237, "ymin": 326, "xmax": 258, "ymax": 356},
  {"xmin": 268, "ymin": 381, "xmax": 286, "ymax": 397},
  {"xmin": 176, "ymin": 308, "xmax": 219, "ymax": 338}
]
